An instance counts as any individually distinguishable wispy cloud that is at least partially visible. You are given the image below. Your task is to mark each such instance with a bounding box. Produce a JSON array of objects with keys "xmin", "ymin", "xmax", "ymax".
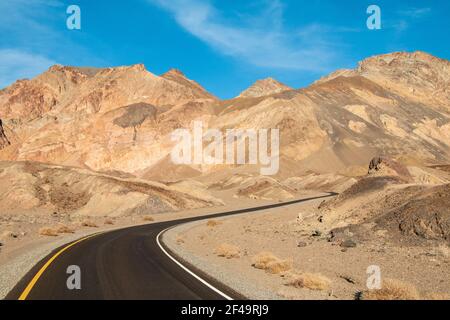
[
  {"xmin": 0, "ymin": 49, "xmax": 56, "ymax": 88},
  {"xmin": 0, "ymin": 0, "xmax": 62, "ymax": 88},
  {"xmin": 148, "ymin": 0, "xmax": 344, "ymax": 72},
  {"xmin": 399, "ymin": 7, "xmax": 431, "ymax": 19},
  {"xmin": 0, "ymin": 0, "xmax": 101, "ymax": 88},
  {"xmin": 392, "ymin": 7, "xmax": 432, "ymax": 33}
]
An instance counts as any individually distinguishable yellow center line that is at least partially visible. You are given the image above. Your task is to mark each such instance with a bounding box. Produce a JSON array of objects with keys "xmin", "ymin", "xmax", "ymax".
[{"xmin": 18, "ymin": 232, "xmax": 103, "ymax": 300}]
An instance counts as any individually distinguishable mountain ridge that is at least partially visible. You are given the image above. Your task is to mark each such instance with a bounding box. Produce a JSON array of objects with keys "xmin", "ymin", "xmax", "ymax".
[{"xmin": 0, "ymin": 51, "xmax": 449, "ymax": 179}]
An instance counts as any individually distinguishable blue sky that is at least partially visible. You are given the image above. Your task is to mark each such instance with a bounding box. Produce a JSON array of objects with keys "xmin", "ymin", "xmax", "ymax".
[{"xmin": 0, "ymin": 0, "xmax": 449, "ymax": 98}]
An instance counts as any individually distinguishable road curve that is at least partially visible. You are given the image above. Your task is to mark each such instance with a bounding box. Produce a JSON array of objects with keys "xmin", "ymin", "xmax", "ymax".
[{"xmin": 6, "ymin": 193, "xmax": 337, "ymax": 300}]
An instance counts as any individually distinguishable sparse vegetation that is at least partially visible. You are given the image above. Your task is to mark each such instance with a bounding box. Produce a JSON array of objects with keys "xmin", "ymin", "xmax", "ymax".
[
  {"xmin": 39, "ymin": 227, "xmax": 58, "ymax": 237},
  {"xmin": 55, "ymin": 225, "xmax": 75, "ymax": 234},
  {"xmin": 104, "ymin": 218, "xmax": 114, "ymax": 225},
  {"xmin": 286, "ymin": 272, "xmax": 331, "ymax": 291},
  {"xmin": 176, "ymin": 235, "xmax": 185, "ymax": 245},
  {"xmin": 143, "ymin": 215, "xmax": 155, "ymax": 222},
  {"xmin": 361, "ymin": 279, "xmax": 420, "ymax": 300},
  {"xmin": 214, "ymin": 243, "xmax": 240, "ymax": 259},
  {"xmin": 39, "ymin": 225, "xmax": 75, "ymax": 236},
  {"xmin": 252, "ymin": 251, "xmax": 292, "ymax": 274},
  {"xmin": 207, "ymin": 220, "xmax": 222, "ymax": 227},
  {"xmin": 80, "ymin": 220, "xmax": 98, "ymax": 228}
]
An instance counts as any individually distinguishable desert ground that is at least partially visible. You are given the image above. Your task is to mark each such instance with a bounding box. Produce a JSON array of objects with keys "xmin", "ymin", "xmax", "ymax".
[{"xmin": 164, "ymin": 190, "xmax": 450, "ymax": 300}]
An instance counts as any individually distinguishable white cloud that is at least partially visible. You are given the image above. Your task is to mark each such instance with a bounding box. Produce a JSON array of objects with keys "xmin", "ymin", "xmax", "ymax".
[
  {"xmin": 399, "ymin": 7, "xmax": 431, "ymax": 19},
  {"xmin": 0, "ymin": 49, "xmax": 56, "ymax": 88},
  {"xmin": 0, "ymin": 1, "xmax": 61, "ymax": 88},
  {"xmin": 0, "ymin": 0, "xmax": 103, "ymax": 88},
  {"xmin": 148, "ymin": 0, "xmax": 341, "ymax": 72},
  {"xmin": 392, "ymin": 7, "xmax": 432, "ymax": 33}
]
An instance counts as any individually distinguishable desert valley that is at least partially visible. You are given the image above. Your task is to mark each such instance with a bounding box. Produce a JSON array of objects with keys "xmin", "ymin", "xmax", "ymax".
[{"xmin": 0, "ymin": 51, "xmax": 449, "ymax": 300}]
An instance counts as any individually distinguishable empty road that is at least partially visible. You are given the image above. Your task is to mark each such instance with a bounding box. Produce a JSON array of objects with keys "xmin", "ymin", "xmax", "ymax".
[{"xmin": 6, "ymin": 193, "xmax": 336, "ymax": 300}]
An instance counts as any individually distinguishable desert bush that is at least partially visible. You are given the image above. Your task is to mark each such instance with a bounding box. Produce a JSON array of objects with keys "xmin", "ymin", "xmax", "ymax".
[
  {"xmin": 81, "ymin": 220, "xmax": 98, "ymax": 228},
  {"xmin": 286, "ymin": 272, "xmax": 331, "ymax": 291},
  {"xmin": 214, "ymin": 243, "xmax": 241, "ymax": 259},
  {"xmin": 39, "ymin": 227, "xmax": 58, "ymax": 237},
  {"xmin": 252, "ymin": 251, "xmax": 292, "ymax": 274},
  {"xmin": 143, "ymin": 216, "xmax": 155, "ymax": 222},
  {"xmin": 176, "ymin": 235, "xmax": 185, "ymax": 245},
  {"xmin": 56, "ymin": 225, "xmax": 75, "ymax": 234},
  {"xmin": 104, "ymin": 218, "xmax": 114, "ymax": 225},
  {"xmin": 206, "ymin": 220, "xmax": 222, "ymax": 227},
  {"xmin": 361, "ymin": 279, "xmax": 420, "ymax": 300}
]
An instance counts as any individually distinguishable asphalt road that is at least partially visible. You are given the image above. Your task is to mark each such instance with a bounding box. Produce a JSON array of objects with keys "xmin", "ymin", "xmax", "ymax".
[{"xmin": 6, "ymin": 193, "xmax": 336, "ymax": 300}]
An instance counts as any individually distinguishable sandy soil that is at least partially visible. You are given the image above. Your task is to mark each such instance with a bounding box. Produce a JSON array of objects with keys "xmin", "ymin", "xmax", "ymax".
[{"xmin": 164, "ymin": 194, "xmax": 450, "ymax": 300}]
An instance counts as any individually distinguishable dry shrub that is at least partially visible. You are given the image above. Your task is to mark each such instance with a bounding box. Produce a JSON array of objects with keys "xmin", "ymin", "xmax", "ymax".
[
  {"xmin": 252, "ymin": 251, "xmax": 292, "ymax": 274},
  {"xmin": 424, "ymin": 292, "xmax": 450, "ymax": 300},
  {"xmin": 287, "ymin": 272, "xmax": 331, "ymax": 291},
  {"xmin": 56, "ymin": 225, "xmax": 75, "ymax": 234},
  {"xmin": 104, "ymin": 218, "xmax": 114, "ymax": 225},
  {"xmin": 207, "ymin": 220, "xmax": 222, "ymax": 227},
  {"xmin": 81, "ymin": 220, "xmax": 98, "ymax": 228},
  {"xmin": 214, "ymin": 243, "xmax": 240, "ymax": 259},
  {"xmin": 143, "ymin": 216, "xmax": 155, "ymax": 222},
  {"xmin": 39, "ymin": 227, "xmax": 58, "ymax": 237},
  {"xmin": 362, "ymin": 279, "xmax": 420, "ymax": 300},
  {"xmin": 176, "ymin": 235, "xmax": 185, "ymax": 245}
]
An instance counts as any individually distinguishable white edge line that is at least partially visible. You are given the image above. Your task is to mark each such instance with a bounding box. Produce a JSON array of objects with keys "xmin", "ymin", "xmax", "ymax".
[{"xmin": 156, "ymin": 227, "xmax": 234, "ymax": 301}]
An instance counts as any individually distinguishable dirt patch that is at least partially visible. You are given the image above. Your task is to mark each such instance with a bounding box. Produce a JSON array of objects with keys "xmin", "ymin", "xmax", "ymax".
[
  {"xmin": 115, "ymin": 179, "xmax": 212, "ymax": 210},
  {"xmin": 322, "ymin": 176, "xmax": 403, "ymax": 209},
  {"xmin": 22, "ymin": 161, "xmax": 44, "ymax": 177},
  {"xmin": 368, "ymin": 156, "xmax": 412, "ymax": 181},
  {"xmin": 376, "ymin": 184, "xmax": 450, "ymax": 243},
  {"xmin": 49, "ymin": 184, "xmax": 91, "ymax": 212},
  {"xmin": 113, "ymin": 103, "xmax": 157, "ymax": 128}
]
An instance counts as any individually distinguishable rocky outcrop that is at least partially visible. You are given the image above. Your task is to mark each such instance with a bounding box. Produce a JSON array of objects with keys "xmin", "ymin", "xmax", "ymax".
[
  {"xmin": 368, "ymin": 157, "xmax": 412, "ymax": 181},
  {"xmin": 238, "ymin": 78, "xmax": 292, "ymax": 98},
  {"xmin": 0, "ymin": 119, "xmax": 10, "ymax": 150},
  {"xmin": 161, "ymin": 69, "xmax": 217, "ymax": 100}
]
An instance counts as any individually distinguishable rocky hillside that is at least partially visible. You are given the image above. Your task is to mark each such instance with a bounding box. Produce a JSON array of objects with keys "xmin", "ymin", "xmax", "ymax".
[
  {"xmin": 0, "ymin": 51, "xmax": 449, "ymax": 180},
  {"xmin": 0, "ymin": 161, "xmax": 223, "ymax": 217},
  {"xmin": 238, "ymin": 78, "xmax": 292, "ymax": 98},
  {"xmin": 0, "ymin": 64, "xmax": 217, "ymax": 175},
  {"xmin": 213, "ymin": 51, "xmax": 450, "ymax": 176}
]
